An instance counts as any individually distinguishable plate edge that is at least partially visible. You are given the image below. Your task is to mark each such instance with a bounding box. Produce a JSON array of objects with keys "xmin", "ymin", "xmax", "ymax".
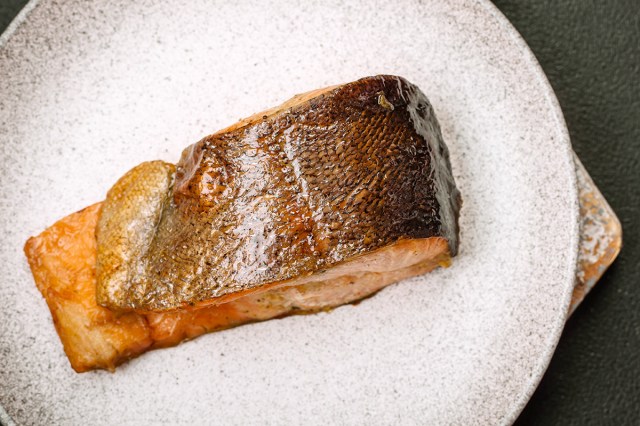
[
  {"xmin": 0, "ymin": 401, "xmax": 15, "ymax": 426},
  {"xmin": 475, "ymin": 0, "xmax": 581, "ymax": 424},
  {"xmin": 0, "ymin": 0, "xmax": 41, "ymax": 49}
]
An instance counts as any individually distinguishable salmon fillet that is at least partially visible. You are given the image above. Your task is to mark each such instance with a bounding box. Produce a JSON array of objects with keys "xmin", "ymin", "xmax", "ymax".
[
  {"xmin": 24, "ymin": 75, "xmax": 461, "ymax": 372},
  {"xmin": 96, "ymin": 75, "xmax": 461, "ymax": 312},
  {"xmin": 25, "ymin": 203, "xmax": 451, "ymax": 372}
]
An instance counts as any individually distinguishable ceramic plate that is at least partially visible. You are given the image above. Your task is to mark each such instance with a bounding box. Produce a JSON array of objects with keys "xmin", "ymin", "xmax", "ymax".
[{"xmin": 0, "ymin": 0, "xmax": 579, "ymax": 424}]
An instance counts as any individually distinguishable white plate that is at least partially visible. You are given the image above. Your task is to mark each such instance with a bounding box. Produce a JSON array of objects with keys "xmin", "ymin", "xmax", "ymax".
[{"xmin": 0, "ymin": 0, "xmax": 579, "ymax": 424}]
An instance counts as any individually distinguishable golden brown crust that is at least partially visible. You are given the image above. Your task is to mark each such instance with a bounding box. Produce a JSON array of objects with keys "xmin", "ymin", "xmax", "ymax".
[
  {"xmin": 96, "ymin": 161, "xmax": 176, "ymax": 309},
  {"xmin": 96, "ymin": 75, "xmax": 461, "ymax": 312}
]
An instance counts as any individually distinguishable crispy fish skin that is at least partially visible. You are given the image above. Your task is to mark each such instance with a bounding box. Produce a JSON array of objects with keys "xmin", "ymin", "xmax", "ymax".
[
  {"xmin": 25, "ymin": 203, "xmax": 451, "ymax": 372},
  {"xmin": 96, "ymin": 161, "xmax": 175, "ymax": 309},
  {"xmin": 96, "ymin": 75, "xmax": 461, "ymax": 312}
]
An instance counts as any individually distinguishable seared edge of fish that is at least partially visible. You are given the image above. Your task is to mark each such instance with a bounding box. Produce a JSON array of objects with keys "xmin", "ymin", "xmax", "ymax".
[{"xmin": 25, "ymin": 204, "xmax": 450, "ymax": 372}]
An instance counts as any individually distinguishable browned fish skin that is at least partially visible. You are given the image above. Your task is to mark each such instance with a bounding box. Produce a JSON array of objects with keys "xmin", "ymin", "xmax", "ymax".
[
  {"xmin": 96, "ymin": 161, "xmax": 175, "ymax": 308},
  {"xmin": 25, "ymin": 203, "xmax": 451, "ymax": 372},
  {"xmin": 97, "ymin": 75, "xmax": 461, "ymax": 312}
]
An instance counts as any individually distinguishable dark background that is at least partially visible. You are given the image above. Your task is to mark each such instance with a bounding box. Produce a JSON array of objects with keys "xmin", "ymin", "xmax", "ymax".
[{"xmin": 1, "ymin": 0, "xmax": 638, "ymax": 424}]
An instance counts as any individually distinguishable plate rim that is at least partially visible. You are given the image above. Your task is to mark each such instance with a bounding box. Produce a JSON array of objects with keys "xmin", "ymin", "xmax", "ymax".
[
  {"xmin": 474, "ymin": 0, "xmax": 580, "ymax": 423},
  {"xmin": 0, "ymin": 0, "xmax": 580, "ymax": 424}
]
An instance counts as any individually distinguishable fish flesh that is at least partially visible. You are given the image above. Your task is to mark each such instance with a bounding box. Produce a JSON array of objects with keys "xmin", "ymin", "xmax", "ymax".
[
  {"xmin": 96, "ymin": 75, "xmax": 461, "ymax": 312},
  {"xmin": 25, "ymin": 202, "xmax": 451, "ymax": 372}
]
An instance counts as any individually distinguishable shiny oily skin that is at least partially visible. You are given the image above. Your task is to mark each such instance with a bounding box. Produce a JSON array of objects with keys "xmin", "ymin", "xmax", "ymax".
[
  {"xmin": 25, "ymin": 203, "xmax": 451, "ymax": 372},
  {"xmin": 96, "ymin": 75, "xmax": 461, "ymax": 312}
]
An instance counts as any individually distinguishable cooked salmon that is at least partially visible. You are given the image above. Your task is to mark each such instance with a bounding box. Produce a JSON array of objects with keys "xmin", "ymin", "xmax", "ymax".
[
  {"xmin": 24, "ymin": 75, "xmax": 461, "ymax": 371},
  {"xmin": 24, "ymin": 204, "xmax": 152, "ymax": 372},
  {"xmin": 96, "ymin": 75, "xmax": 461, "ymax": 312},
  {"xmin": 25, "ymin": 203, "xmax": 451, "ymax": 372}
]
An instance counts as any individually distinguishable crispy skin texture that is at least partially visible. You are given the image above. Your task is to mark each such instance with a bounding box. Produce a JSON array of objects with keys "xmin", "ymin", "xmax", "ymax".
[
  {"xmin": 25, "ymin": 204, "xmax": 451, "ymax": 372},
  {"xmin": 96, "ymin": 75, "xmax": 461, "ymax": 312}
]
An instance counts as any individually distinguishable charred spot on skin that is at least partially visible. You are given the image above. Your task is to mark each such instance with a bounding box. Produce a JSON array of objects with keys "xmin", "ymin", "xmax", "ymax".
[{"xmin": 377, "ymin": 92, "xmax": 394, "ymax": 111}]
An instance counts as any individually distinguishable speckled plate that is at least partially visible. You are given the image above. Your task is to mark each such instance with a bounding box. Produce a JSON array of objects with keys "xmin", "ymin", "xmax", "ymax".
[{"xmin": 0, "ymin": 0, "xmax": 579, "ymax": 424}]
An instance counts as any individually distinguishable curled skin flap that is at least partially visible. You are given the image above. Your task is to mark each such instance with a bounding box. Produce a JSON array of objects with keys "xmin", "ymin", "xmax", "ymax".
[{"xmin": 96, "ymin": 161, "xmax": 175, "ymax": 310}]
